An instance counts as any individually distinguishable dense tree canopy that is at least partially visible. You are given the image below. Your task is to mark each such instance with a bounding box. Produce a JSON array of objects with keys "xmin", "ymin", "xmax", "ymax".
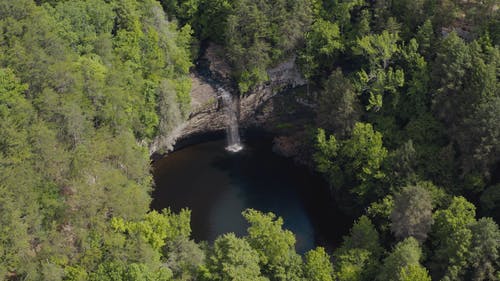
[
  {"xmin": 315, "ymin": 122, "xmax": 388, "ymax": 206},
  {"xmin": 202, "ymin": 233, "xmax": 268, "ymax": 281},
  {"xmin": 1, "ymin": 0, "xmax": 499, "ymax": 280},
  {"xmin": 377, "ymin": 237, "xmax": 424, "ymax": 281},
  {"xmin": 0, "ymin": 0, "xmax": 193, "ymax": 278}
]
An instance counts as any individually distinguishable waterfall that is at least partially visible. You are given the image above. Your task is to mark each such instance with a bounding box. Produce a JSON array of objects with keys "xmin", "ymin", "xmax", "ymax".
[{"xmin": 219, "ymin": 87, "xmax": 243, "ymax": 152}]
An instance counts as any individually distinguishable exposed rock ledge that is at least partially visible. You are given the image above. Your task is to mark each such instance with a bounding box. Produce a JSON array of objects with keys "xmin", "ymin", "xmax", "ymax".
[{"xmin": 150, "ymin": 43, "xmax": 307, "ymax": 155}]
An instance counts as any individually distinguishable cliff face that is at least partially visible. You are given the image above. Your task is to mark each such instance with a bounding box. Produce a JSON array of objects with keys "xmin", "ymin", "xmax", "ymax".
[{"xmin": 150, "ymin": 43, "xmax": 307, "ymax": 155}]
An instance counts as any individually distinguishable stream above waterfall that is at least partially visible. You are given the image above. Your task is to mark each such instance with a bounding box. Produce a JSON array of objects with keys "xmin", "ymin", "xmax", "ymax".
[{"xmin": 152, "ymin": 136, "xmax": 352, "ymax": 253}]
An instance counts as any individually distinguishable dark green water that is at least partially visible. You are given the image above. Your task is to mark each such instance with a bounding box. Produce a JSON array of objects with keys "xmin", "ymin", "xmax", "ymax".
[{"xmin": 152, "ymin": 138, "xmax": 351, "ymax": 253}]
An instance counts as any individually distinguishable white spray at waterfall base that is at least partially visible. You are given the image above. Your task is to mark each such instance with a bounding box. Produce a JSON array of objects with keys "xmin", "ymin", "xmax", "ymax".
[{"xmin": 219, "ymin": 87, "xmax": 243, "ymax": 152}]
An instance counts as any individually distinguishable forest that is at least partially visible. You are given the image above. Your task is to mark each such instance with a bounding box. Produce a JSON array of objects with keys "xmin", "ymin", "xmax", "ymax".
[{"xmin": 0, "ymin": 0, "xmax": 499, "ymax": 280}]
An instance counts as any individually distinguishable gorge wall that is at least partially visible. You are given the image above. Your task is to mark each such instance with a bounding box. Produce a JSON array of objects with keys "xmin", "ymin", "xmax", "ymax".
[{"xmin": 150, "ymin": 43, "xmax": 309, "ymax": 156}]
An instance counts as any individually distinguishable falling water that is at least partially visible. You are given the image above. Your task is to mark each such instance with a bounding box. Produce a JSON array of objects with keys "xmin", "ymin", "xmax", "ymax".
[{"xmin": 219, "ymin": 87, "xmax": 243, "ymax": 152}]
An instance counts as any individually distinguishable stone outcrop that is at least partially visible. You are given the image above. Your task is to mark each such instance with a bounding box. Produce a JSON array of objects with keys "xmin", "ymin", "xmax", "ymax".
[
  {"xmin": 151, "ymin": 43, "xmax": 308, "ymax": 155},
  {"xmin": 203, "ymin": 43, "xmax": 232, "ymax": 82},
  {"xmin": 239, "ymin": 56, "xmax": 307, "ymax": 127}
]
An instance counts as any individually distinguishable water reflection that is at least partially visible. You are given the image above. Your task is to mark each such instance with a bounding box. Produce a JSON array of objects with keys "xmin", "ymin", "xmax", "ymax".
[{"xmin": 152, "ymin": 138, "xmax": 351, "ymax": 253}]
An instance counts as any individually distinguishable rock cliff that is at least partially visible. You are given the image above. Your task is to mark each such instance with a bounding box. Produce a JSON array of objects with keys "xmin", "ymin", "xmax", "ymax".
[{"xmin": 150, "ymin": 43, "xmax": 308, "ymax": 155}]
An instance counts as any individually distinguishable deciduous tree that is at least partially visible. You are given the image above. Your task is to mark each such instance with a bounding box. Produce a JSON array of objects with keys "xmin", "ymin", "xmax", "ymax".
[
  {"xmin": 304, "ymin": 247, "xmax": 333, "ymax": 281},
  {"xmin": 431, "ymin": 196, "xmax": 476, "ymax": 281},
  {"xmin": 467, "ymin": 217, "xmax": 500, "ymax": 281},
  {"xmin": 243, "ymin": 209, "xmax": 303, "ymax": 281},
  {"xmin": 203, "ymin": 233, "xmax": 268, "ymax": 281},
  {"xmin": 377, "ymin": 237, "xmax": 424, "ymax": 281}
]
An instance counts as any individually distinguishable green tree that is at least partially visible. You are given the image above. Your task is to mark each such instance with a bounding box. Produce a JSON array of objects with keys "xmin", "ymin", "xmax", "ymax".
[
  {"xmin": 467, "ymin": 217, "xmax": 500, "ymax": 281},
  {"xmin": 53, "ymin": 0, "xmax": 115, "ymax": 55},
  {"xmin": 0, "ymin": 0, "xmax": 195, "ymax": 279},
  {"xmin": 390, "ymin": 185, "xmax": 433, "ymax": 242},
  {"xmin": 202, "ymin": 233, "xmax": 268, "ymax": 281},
  {"xmin": 334, "ymin": 249, "xmax": 371, "ymax": 281},
  {"xmin": 354, "ymin": 31, "xmax": 404, "ymax": 111},
  {"xmin": 0, "ymin": 68, "xmax": 37, "ymax": 279},
  {"xmin": 459, "ymin": 96, "xmax": 500, "ymax": 180},
  {"xmin": 340, "ymin": 123, "xmax": 388, "ymax": 198},
  {"xmin": 242, "ymin": 209, "xmax": 303, "ymax": 281},
  {"xmin": 391, "ymin": 0, "xmax": 426, "ymax": 33},
  {"xmin": 431, "ymin": 33, "xmax": 483, "ymax": 130},
  {"xmin": 314, "ymin": 123, "xmax": 388, "ymax": 205},
  {"xmin": 430, "ymin": 33, "xmax": 499, "ymax": 191},
  {"xmin": 225, "ymin": 0, "xmax": 270, "ymax": 93},
  {"xmin": 298, "ymin": 19, "xmax": 343, "ymax": 79},
  {"xmin": 355, "ymin": 31, "xmax": 401, "ymax": 69},
  {"xmin": 316, "ymin": 69, "xmax": 360, "ymax": 138},
  {"xmin": 0, "ymin": 185, "xmax": 31, "ymax": 278},
  {"xmin": 480, "ymin": 184, "xmax": 500, "ymax": 222},
  {"xmin": 88, "ymin": 261, "xmax": 172, "ymax": 281},
  {"xmin": 351, "ymin": 9, "xmax": 371, "ymax": 39},
  {"xmin": 225, "ymin": 0, "xmax": 312, "ymax": 93},
  {"xmin": 164, "ymin": 237, "xmax": 205, "ymax": 280},
  {"xmin": 0, "ymin": 68, "xmax": 32, "ymax": 164},
  {"xmin": 415, "ymin": 20, "xmax": 434, "ymax": 60},
  {"xmin": 431, "ymin": 196, "xmax": 476, "ymax": 281},
  {"xmin": 314, "ymin": 128, "xmax": 339, "ymax": 179},
  {"xmin": 377, "ymin": 237, "xmax": 424, "ymax": 281},
  {"xmin": 304, "ymin": 247, "xmax": 333, "ymax": 281},
  {"xmin": 334, "ymin": 216, "xmax": 383, "ymax": 280},
  {"xmin": 430, "ymin": 0, "xmax": 461, "ymax": 29},
  {"xmin": 152, "ymin": 79, "xmax": 184, "ymax": 152},
  {"xmin": 397, "ymin": 39, "xmax": 429, "ymax": 121},
  {"xmin": 111, "ymin": 209, "xmax": 192, "ymax": 252},
  {"xmin": 367, "ymin": 195, "xmax": 394, "ymax": 240},
  {"xmin": 383, "ymin": 140, "xmax": 418, "ymax": 188},
  {"xmin": 193, "ymin": 0, "xmax": 231, "ymax": 42},
  {"xmin": 399, "ymin": 264, "xmax": 431, "ymax": 281},
  {"xmin": 338, "ymin": 216, "xmax": 383, "ymax": 257}
]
